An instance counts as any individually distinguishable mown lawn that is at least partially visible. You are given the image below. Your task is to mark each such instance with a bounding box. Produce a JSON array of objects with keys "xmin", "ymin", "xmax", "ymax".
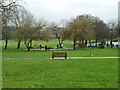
[
  {"xmin": 2, "ymin": 40, "xmax": 119, "ymax": 88},
  {"xmin": 2, "ymin": 47, "xmax": 118, "ymax": 58},
  {"xmin": 2, "ymin": 40, "xmax": 119, "ymax": 58},
  {"xmin": 2, "ymin": 58, "xmax": 118, "ymax": 88}
]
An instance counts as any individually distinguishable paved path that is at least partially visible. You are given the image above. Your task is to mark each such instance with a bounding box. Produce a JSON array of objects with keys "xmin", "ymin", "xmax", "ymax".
[{"xmin": 1, "ymin": 57, "xmax": 120, "ymax": 60}]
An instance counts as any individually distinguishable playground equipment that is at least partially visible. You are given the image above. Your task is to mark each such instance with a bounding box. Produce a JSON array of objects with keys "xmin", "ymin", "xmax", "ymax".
[
  {"xmin": 28, "ymin": 44, "xmax": 45, "ymax": 49},
  {"xmin": 29, "ymin": 44, "xmax": 53, "ymax": 50},
  {"xmin": 75, "ymin": 43, "xmax": 85, "ymax": 49}
]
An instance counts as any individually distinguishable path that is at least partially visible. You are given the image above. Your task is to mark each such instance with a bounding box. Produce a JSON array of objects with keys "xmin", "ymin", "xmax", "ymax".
[{"xmin": 1, "ymin": 57, "xmax": 120, "ymax": 60}]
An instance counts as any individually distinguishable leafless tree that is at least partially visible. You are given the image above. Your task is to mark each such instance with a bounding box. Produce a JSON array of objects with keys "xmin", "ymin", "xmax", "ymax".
[
  {"xmin": 60, "ymin": 15, "xmax": 95, "ymax": 49},
  {"xmin": 108, "ymin": 19, "xmax": 118, "ymax": 48},
  {"xmin": 0, "ymin": 0, "xmax": 25, "ymax": 49},
  {"xmin": 13, "ymin": 14, "xmax": 51, "ymax": 51}
]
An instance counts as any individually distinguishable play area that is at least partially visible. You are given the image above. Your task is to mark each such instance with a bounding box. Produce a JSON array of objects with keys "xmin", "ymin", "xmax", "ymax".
[
  {"xmin": 27, "ymin": 42, "xmax": 71, "ymax": 51},
  {"xmin": 26, "ymin": 40, "xmax": 116, "ymax": 51},
  {"xmin": 75, "ymin": 43, "xmax": 85, "ymax": 49}
]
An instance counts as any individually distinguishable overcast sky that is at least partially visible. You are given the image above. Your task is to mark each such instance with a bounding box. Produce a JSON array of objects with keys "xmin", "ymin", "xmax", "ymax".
[{"xmin": 23, "ymin": 0, "xmax": 120, "ymax": 24}]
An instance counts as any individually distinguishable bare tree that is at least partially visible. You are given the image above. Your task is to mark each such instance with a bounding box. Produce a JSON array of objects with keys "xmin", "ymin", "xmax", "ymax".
[
  {"xmin": 14, "ymin": 14, "xmax": 50, "ymax": 51},
  {"xmin": 60, "ymin": 15, "xmax": 95, "ymax": 49},
  {"xmin": 47, "ymin": 22, "xmax": 63, "ymax": 47},
  {"xmin": 12, "ymin": 6, "xmax": 27, "ymax": 49},
  {"xmin": 0, "ymin": 0, "xmax": 25, "ymax": 49},
  {"xmin": 108, "ymin": 19, "xmax": 118, "ymax": 48}
]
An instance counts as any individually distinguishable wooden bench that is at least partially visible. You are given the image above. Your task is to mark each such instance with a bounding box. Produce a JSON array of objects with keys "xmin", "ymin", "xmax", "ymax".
[{"xmin": 52, "ymin": 52, "xmax": 67, "ymax": 59}]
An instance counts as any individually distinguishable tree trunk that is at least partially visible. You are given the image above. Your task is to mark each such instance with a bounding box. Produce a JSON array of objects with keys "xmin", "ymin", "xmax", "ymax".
[
  {"xmin": 24, "ymin": 40, "xmax": 32, "ymax": 51},
  {"xmin": 107, "ymin": 42, "xmax": 109, "ymax": 47},
  {"xmin": 27, "ymin": 46, "xmax": 30, "ymax": 51},
  {"xmin": 74, "ymin": 37, "xmax": 76, "ymax": 50},
  {"xmin": 17, "ymin": 41, "xmax": 21, "ymax": 49},
  {"xmin": 26, "ymin": 40, "xmax": 32, "ymax": 51},
  {"xmin": 96, "ymin": 39, "xmax": 97, "ymax": 47},
  {"xmin": 111, "ymin": 36, "xmax": 113, "ymax": 48},
  {"xmin": 85, "ymin": 40, "xmax": 87, "ymax": 46},
  {"xmin": 27, "ymin": 42, "xmax": 30, "ymax": 51},
  {"xmin": 56, "ymin": 34, "xmax": 61, "ymax": 47},
  {"xmin": 30, "ymin": 41, "xmax": 32, "ymax": 47},
  {"xmin": 5, "ymin": 38, "xmax": 8, "ymax": 49}
]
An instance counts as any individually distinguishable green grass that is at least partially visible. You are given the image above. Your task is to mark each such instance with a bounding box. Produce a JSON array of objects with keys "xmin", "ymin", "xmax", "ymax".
[
  {"xmin": 2, "ymin": 47, "xmax": 118, "ymax": 58},
  {"xmin": 2, "ymin": 59, "xmax": 118, "ymax": 88},
  {"xmin": 2, "ymin": 39, "xmax": 73, "ymax": 49},
  {"xmin": 2, "ymin": 39, "xmax": 119, "ymax": 88},
  {"xmin": 2, "ymin": 40, "xmax": 118, "ymax": 58}
]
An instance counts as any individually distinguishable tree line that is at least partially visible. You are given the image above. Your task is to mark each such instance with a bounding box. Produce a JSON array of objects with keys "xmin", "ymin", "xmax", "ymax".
[
  {"xmin": 60, "ymin": 15, "xmax": 118, "ymax": 49},
  {"xmin": 1, "ymin": 0, "xmax": 118, "ymax": 50}
]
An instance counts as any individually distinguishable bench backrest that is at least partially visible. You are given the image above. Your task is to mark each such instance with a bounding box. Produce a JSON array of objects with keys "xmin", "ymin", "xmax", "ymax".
[{"xmin": 53, "ymin": 52, "xmax": 67, "ymax": 55}]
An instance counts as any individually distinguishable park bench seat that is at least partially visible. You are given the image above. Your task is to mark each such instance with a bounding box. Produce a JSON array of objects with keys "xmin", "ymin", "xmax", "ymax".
[{"xmin": 52, "ymin": 52, "xmax": 67, "ymax": 59}]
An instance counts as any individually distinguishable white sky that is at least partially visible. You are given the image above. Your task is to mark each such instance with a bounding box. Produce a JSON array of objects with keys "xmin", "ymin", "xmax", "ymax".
[{"xmin": 23, "ymin": 0, "xmax": 120, "ymax": 24}]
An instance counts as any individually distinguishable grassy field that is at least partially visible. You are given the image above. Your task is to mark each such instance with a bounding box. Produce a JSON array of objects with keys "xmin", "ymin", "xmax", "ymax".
[
  {"xmin": 2, "ymin": 40, "xmax": 119, "ymax": 88},
  {"xmin": 2, "ymin": 58, "xmax": 118, "ymax": 88},
  {"xmin": 2, "ymin": 40, "xmax": 119, "ymax": 58}
]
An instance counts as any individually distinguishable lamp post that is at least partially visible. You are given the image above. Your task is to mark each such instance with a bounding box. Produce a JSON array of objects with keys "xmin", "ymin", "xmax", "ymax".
[{"xmin": 90, "ymin": 24, "xmax": 94, "ymax": 56}]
